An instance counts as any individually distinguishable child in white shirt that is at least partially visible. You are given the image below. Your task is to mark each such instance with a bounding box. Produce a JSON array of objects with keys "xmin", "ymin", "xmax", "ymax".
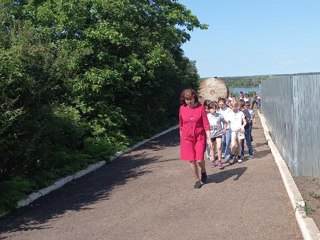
[{"xmin": 225, "ymin": 100, "xmax": 247, "ymax": 164}]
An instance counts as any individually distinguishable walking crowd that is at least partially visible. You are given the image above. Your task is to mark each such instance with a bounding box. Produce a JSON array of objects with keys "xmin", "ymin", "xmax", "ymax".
[{"xmin": 179, "ymin": 88, "xmax": 261, "ymax": 189}]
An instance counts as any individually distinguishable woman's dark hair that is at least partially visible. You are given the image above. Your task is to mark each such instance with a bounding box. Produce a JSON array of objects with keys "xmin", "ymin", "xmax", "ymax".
[{"xmin": 180, "ymin": 88, "xmax": 199, "ymax": 105}]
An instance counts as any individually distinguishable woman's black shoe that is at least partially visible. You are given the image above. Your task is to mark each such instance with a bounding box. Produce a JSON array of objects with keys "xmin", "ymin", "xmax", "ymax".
[
  {"xmin": 194, "ymin": 180, "xmax": 204, "ymax": 189},
  {"xmin": 201, "ymin": 172, "xmax": 207, "ymax": 183}
]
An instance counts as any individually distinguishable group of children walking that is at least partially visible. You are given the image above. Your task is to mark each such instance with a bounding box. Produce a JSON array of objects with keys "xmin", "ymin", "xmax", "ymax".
[
  {"xmin": 204, "ymin": 94, "xmax": 256, "ymax": 170},
  {"xmin": 179, "ymin": 88, "xmax": 258, "ymax": 189}
]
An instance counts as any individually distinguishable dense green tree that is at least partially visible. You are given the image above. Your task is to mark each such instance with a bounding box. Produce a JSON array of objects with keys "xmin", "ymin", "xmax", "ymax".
[{"xmin": 0, "ymin": 0, "xmax": 207, "ymax": 212}]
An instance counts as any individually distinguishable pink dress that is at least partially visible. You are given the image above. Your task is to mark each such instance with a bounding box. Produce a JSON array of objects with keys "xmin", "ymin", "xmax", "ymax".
[{"xmin": 179, "ymin": 104, "xmax": 210, "ymax": 161}]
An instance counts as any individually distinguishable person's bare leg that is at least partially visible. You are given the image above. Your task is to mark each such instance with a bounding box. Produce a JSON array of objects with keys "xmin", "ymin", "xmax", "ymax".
[
  {"xmin": 190, "ymin": 161, "xmax": 206, "ymax": 188},
  {"xmin": 230, "ymin": 135, "xmax": 237, "ymax": 164},
  {"xmin": 197, "ymin": 160, "xmax": 207, "ymax": 183},
  {"xmin": 231, "ymin": 140, "xmax": 236, "ymax": 155},
  {"xmin": 237, "ymin": 139, "xmax": 241, "ymax": 156},
  {"xmin": 210, "ymin": 143, "xmax": 216, "ymax": 167},
  {"xmin": 197, "ymin": 160, "xmax": 206, "ymax": 173},
  {"xmin": 216, "ymin": 138, "xmax": 222, "ymax": 161},
  {"xmin": 236, "ymin": 139, "xmax": 243, "ymax": 162},
  {"xmin": 216, "ymin": 138, "xmax": 224, "ymax": 169},
  {"xmin": 189, "ymin": 161, "xmax": 200, "ymax": 181}
]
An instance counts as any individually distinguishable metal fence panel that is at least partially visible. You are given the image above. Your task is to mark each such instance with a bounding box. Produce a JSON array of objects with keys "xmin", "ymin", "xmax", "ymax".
[{"xmin": 261, "ymin": 73, "xmax": 320, "ymax": 177}]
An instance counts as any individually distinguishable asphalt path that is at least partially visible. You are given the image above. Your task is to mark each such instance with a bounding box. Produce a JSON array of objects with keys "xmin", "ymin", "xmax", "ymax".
[{"xmin": 0, "ymin": 115, "xmax": 302, "ymax": 240}]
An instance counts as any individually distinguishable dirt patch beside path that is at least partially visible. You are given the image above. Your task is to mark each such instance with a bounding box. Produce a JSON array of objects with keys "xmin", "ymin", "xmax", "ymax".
[{"xmin": 294, "ymin": 176, "xmax": 320, "ymax": 229}]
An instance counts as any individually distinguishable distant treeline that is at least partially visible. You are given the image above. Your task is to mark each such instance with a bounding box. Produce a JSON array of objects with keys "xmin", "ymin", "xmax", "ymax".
[
  {"xmin": 201, "ymin": 76, "xmax": 270, "ymax": 88},
  {"xmin": 201, "ymin": 72, "xmax": 320, "ymax": 88}
]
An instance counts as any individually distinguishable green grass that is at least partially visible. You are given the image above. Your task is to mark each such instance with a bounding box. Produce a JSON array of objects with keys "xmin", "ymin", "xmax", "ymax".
[
  {"xmin": 296, "ymin": 203, "xmax": 315, "ymax": 215},
  {"xmin": 304, "ymin": 203, "xmax": 315, "ymax": 215}
]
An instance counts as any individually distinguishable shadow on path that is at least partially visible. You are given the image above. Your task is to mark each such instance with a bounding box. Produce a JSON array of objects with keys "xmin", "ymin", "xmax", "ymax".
[
  {"xmin": 254, "ymin": 142, "xmax": 269, "ymax": 148},
  {"xmin": 206, "ymin": 167, "xmax": 247, "ymax": 184},
  {"xmin": 253, "ymin": 149, "xmax": 272, "ymax": 160},
  {"xmin": 139, "ymin": 129, "xmax": 180, "ymax": 151},
  {"xmin": 0, "ymin": 130, "xmax": 180, "ymax": 237}
]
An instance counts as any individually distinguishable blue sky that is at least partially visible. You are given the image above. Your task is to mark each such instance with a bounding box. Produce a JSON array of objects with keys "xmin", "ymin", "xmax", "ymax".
[{"xmin": 178, "ymin": 0, "xmax": 320, "ymax": 77}]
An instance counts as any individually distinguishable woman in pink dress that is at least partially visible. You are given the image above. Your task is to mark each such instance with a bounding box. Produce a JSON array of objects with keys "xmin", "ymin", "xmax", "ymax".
[{"xmin": 179, "ymin": 89, "xmax": 213, "ymax": 189}]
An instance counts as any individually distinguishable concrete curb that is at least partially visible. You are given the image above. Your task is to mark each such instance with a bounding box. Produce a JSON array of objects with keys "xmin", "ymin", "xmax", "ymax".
[
  {"xmin": 258, "ymin": 111, "xmax": 320, "ymax": 240},
  {"xmin": 3, "ymin": 125, "xmax": 179, "ymax": 216},
  {"xmin": 17, "ymin": 161, "xmax": 106, "ymax": 208}
]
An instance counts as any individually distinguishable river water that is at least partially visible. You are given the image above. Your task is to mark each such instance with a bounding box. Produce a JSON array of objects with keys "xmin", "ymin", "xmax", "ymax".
[{"xmin": 229, "ymin": 87, "xmax": 261, "ymax": 95}]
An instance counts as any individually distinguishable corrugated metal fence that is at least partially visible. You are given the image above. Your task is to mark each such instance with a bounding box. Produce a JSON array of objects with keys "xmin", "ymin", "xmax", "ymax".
[{"xmin": 261, "ymin": 73, "xmax": 320, "ymax": 177}]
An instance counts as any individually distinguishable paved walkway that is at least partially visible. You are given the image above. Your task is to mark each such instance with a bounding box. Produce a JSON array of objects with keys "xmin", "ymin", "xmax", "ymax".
[{"xmin": 0, "ymin": 115, "xmax": 302, "ymax": 240}]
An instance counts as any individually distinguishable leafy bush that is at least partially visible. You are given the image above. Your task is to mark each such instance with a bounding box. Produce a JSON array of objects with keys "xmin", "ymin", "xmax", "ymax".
[{"xmin": 0, "ymin": 0, "xmax": 205, "ymax": 215}]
